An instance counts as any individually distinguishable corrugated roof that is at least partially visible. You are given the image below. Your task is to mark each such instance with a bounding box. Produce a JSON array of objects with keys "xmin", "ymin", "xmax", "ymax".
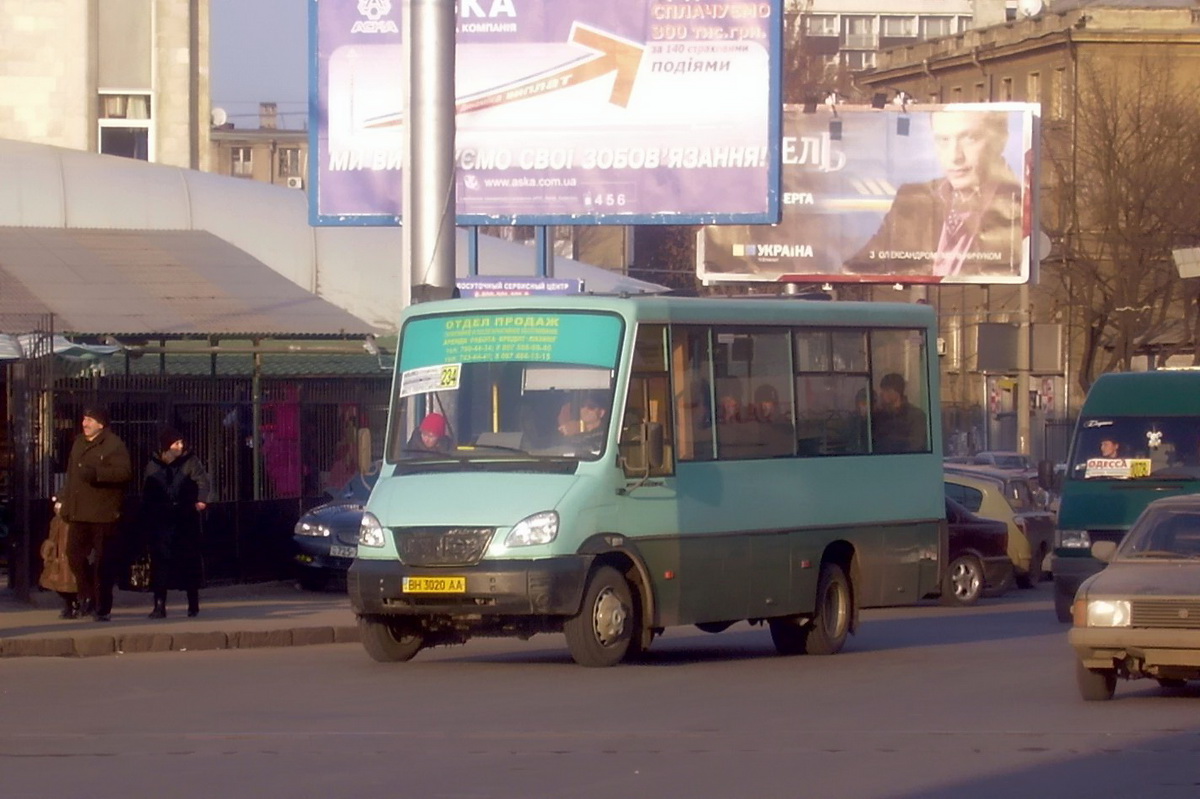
[{"xmin": 0, "ymin": 227, "xmax": 378, "ymax": 337}]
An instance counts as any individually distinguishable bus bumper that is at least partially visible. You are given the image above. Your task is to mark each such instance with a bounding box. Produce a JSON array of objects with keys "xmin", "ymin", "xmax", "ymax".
[{"xmin": 348, "ymin": 556, "xmax": 591, "ymax": 617}]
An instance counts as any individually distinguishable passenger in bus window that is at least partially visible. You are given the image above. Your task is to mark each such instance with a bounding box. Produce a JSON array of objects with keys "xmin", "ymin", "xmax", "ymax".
[
  {"xmin": 872, "ymin": 373, "xmax": 927, "ymax": 453},
  {"xmin": 751, "ymin": 384, "xmax": 794, "ymax": 456},
  {"xmin": 840, "ymin": 387, "xmax": 871, "ymax": 454},
  {"xmin": 717, "ymin": 378, "xmax": 745, "ymax": 425}
]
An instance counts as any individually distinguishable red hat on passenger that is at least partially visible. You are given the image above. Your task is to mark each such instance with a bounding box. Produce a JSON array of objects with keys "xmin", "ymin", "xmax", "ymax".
[{"xmin": 419, "ymin": 413, "xmax": 446, "ymax": 437}]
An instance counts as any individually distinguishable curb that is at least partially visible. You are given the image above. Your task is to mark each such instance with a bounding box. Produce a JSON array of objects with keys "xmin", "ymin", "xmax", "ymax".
[{"xmin": 0, "ymin": 624, "xmax": 361, "ymax": 659}]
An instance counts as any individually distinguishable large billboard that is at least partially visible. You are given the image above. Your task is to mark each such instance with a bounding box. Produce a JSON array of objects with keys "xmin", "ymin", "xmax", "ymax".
[
  {"xmin": 698, "ymin": 103, "xmax": 1039, "ymax": 285},
  {"xmin": 311, "ymin": 0, "xmax": 782, "ymax": 227}
]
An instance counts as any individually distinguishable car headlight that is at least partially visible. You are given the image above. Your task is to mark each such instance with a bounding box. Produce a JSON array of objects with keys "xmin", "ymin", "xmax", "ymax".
[
  {"xmin": 294, "ymin": 519, "xmax": 331, "ymax": 537},
  {"xmin": 1057, "ymin": 529, "xmax": 1091, "ymax": 549},
  {"xmin": 1085, "ymin": 599, "xmax": 1131, "ymax": 628},
  {"xmin": 505, "ymin": 511, "xmax": 559, "ymax": 547},
  {"xmin": 359, "ymin": 512, "xmax": 387, "ymax": 548}
]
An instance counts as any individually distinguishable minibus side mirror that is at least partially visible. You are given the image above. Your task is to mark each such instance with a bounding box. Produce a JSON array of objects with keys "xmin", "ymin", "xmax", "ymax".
[
  {"xmin": 357, "ymin": 428, "xmax": 373, "ymax": 474},
  {"xmin": 620, "ymin": 420, "xmax": 664, "ymax": 477},
  {"xmin": 645, "ymin": 421, "xmax": 665, "ymax": 471}
]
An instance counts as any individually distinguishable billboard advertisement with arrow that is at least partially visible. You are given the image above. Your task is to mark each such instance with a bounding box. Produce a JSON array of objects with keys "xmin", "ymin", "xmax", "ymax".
[{"xmin": 311, "ymin": 0, "xmax": 782, "ymax": 226}]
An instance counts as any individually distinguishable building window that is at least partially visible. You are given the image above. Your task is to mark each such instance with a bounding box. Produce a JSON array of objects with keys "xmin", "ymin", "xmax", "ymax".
[
  {"xmin": 1027, "ymin": 72, "xmax": 1041, "ymax": 103},
  {"xmin": 97, "ymin": 92, "xmax": 151, "ymax": 161},
  {"xmin": 806, "ymin": 15, "xmax": 838, "ymax": 36},
  {"xmin": 278, "ymin": 147, "xmax": 304, "ymax": 178},
  {"xmin": 919, "ymin": 17, "xmax": 952, "ymax": 39},
  {"xmin": 1051, "ymin": 67, "xmax": 1067, "ymax": 119},
  {"xmin": 1000, "ymin": 77, "xmax": 1014, "ymax": 101},
  {"xmin": 843, "ymin": 16, "xmax": 877, "ymax": 50},
  {"xmin": 843, "ymin": 50, "xmax": 876, "ymax": 71},
  {"xmin": 880, "ymin": 16, "xmax": 916, "ymax": 37},
  {"xmin": 975, "ymin": 82, "xmax": 986, "ymax": 102},
  {"xmin": 952, "ymin": 86, "xmax": 964, "ymax": 101},
  {"xmin": 232, "ymin": 147, "xmax": 253, "ymax": 177}
]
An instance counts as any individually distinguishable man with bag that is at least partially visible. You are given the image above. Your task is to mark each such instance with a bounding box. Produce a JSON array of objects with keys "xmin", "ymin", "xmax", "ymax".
[{"xmin": 56, "ymin": 407, "xmax": 132, "ymax": 622}]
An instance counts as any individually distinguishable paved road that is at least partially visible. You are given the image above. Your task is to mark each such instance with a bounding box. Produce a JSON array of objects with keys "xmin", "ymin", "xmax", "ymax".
[{"xmin": 3, "ymin": 585, "xmax": 1199, "ymax": 799}]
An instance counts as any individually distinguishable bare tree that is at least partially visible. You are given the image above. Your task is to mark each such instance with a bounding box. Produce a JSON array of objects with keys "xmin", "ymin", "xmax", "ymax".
[{"xmin": 1042, "ymin": 56, "xmax": 1200, "ymax": 389}]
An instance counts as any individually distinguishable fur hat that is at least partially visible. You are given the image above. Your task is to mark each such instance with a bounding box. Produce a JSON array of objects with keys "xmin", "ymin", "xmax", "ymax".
[
  {"xmin": 158, "ymin": 425, "xmax": 184, "ymax": 452},
  {"xmin": 82, "ymin": 406, "xmax": 110, "ymax": 427},
  {"xmin": 419, "ymin": 413, "xmax": 447, "ymax": 438}
]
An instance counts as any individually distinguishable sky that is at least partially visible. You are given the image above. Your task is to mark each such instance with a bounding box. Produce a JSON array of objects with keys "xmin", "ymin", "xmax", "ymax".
[{"xmin": 210, "ymin": 0, "xmax": 309, "ymax": 130}]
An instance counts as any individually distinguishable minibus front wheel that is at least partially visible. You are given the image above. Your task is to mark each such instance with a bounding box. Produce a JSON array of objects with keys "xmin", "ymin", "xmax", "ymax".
[
  {"xmin": 359, "ymin": 615, "xmax": 424, "ymax": 662},
  {"xmin": 564, "ymin": 565, "xmax": 633, "ymax": 667}
]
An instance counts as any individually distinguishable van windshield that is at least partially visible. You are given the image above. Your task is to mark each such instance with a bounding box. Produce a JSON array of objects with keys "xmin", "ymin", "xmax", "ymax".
[
  {"xmin": 1067, "ymin": 416, "xmax": 1200, "ymax": 481},
  {"xmin": 387, "ymin": 311, "xmax": 624, "ymax": 464}
]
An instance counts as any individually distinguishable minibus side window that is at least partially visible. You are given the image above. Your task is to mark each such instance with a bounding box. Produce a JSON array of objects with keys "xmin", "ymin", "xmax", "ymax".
[{"xmin": 620, "ymin": 324, "xmax": 674, "ymax": 477}]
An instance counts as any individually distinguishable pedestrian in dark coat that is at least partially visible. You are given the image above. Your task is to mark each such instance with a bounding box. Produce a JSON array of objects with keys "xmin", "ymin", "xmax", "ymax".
[
  {"xmin": 57, "ymin": 406, "xmax": 133, "ymax": 622},
  {"xmin": 143, "ymin": 426, "xmax": 211, "ymax": 618}
]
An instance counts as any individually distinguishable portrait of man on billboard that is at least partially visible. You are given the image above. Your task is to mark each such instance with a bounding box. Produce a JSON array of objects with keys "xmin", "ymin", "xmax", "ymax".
[{"xmin": 842, "ymin": 109, "xmax": 1023, "ymax": 279}]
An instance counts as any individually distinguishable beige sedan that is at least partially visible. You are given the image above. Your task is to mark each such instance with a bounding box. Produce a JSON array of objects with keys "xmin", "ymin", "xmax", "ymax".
[{"xmin": 1069, "ymin": 495, "xmax": 1200, "ymax": 700}]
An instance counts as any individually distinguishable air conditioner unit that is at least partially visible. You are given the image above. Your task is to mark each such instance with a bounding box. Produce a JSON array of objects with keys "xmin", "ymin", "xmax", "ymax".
[{"xmin": 286, "ymin": 176, "xmax": 304, "ymax": 189}]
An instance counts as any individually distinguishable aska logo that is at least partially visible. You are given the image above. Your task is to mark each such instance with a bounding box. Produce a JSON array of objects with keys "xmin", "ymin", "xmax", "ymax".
[{"xmin": 353, "ymin": 0, "xmax": 398, "ymax": 33}]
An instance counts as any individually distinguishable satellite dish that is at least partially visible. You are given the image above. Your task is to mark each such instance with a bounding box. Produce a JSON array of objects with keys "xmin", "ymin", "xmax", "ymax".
[
  {"xmin": 211, "ymin": 107, "xmax": 228, "ymax": 127},
  {"xmin": 1018, "ymin": 0, "xmax": 1044, "ymax": 18}
]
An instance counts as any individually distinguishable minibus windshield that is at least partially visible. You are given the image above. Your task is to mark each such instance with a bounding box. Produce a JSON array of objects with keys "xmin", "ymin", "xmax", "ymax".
[
  {"xmin": 1067, "ymin": 416, "xmax": 1200, "ymax": 481},
  {"xmin": 387, "ymin": 311, "xmax": 623, "ymax": 463}
]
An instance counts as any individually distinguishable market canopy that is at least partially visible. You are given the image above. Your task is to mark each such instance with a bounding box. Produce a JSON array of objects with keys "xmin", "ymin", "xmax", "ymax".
[{"xmin": 0, "ymin": 226, "xmax": 377, "ymax": 338}]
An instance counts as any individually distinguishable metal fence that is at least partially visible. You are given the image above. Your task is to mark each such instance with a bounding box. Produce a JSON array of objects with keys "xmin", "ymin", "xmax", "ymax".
[{"xmin": 4, "ymin": 359, "xmax": 391, "ymax": 599}]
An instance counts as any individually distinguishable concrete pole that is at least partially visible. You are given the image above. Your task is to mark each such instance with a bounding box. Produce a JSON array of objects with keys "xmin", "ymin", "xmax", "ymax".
[{"xmin": 407, "ymin": 0, "xmax": 457, "ymax": 303}]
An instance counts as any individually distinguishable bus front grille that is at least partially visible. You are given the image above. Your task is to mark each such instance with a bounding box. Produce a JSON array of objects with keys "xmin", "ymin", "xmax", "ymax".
[{"xmin": 393, "ymin": 527, "xmax": 495, "ymax": 566}]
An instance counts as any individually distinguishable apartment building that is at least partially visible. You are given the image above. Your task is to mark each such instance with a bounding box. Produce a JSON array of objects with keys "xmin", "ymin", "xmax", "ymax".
[
  {"xmin": 210, "ymin": 102, "xmax": 308, "ymax": 190},
  {"xmin": 799, "ymin": 0, "xmax": 999, "ymax": 74},
  {"xmin": 0, "ymin": 0, "xmax": 211, "ymax": 170}
]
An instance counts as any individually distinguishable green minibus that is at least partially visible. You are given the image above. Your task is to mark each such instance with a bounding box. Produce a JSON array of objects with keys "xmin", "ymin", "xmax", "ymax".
[
  {"xmin": 348, "ymin": 295, "xmax": 946, "ymax": 666},
  {"xmin": 1053, "ymin": 370, "xmax": 1200, "ymax": 622}
]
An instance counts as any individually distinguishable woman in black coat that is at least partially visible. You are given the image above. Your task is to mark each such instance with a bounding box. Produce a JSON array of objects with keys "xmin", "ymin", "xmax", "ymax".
[{"xmin": 143, "ymin": 426, "xmax": 211, "ymax": 618}]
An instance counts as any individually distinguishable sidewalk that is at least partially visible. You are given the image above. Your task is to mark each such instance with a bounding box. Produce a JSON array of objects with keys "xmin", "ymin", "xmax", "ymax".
[{"xmin": 0, "ymin": 581, "xmax": 360, "ymax": 658}]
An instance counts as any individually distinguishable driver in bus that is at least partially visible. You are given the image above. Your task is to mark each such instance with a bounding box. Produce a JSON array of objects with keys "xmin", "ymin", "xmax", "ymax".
[
  {"xmin": 408, "ymin": 412, "xmax": 451, "ymax": 452},
  {"xmin": 559, "ymin": 391, "xmax": 608, "ymax": 454}
]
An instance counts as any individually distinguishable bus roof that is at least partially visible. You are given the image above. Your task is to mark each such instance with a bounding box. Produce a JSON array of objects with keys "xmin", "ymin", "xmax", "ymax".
[
  {"xmin": 400, "ymin": 295, "xmax": 937, "ymax": 330},
  {"xmin": 1083, "ymin": 370, "xmax": 1200, "ymax": 416}
]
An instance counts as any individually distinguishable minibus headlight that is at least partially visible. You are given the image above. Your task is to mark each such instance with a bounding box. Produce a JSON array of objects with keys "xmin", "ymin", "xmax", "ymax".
[
  {"xmin": 1057, "ymin": 529, "xmax": 1090, "ymax": 549},
  {"xmin": 505, "ymin": 511, "xmax": 559, "ymax": 547},
  {"xmin": 1086, "ymin": 599, "xmax": 1131, "ymax": 628},
  {"xmin": 294, "ymin": 519, "xmax": 331, "ymax": 537},
  {"xmin": 359, "ymin": 512, "xmax": 387, "ymax": 548}
]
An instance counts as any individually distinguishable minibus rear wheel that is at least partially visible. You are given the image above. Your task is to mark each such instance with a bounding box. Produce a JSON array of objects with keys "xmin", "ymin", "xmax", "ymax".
[
  {"xmin": 564, "ymin": 565, "xmax": 633, "ymax": 667},
  {"xmin": 359, "ymin": 615, "xmax": 424, "ymax": 662},
  {"xmin": 803, "ymin": 562, "xmax": 851, "ymax": 655},
  {"xmin": 769, "ymin": 562, "xmax": 851, "ymax": 656}
]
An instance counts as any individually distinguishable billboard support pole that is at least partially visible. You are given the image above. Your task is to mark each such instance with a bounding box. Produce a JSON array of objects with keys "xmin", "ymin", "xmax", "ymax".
[
  {"xmin": 1017, "ymin": 282, "xmax": 1032, "ymax": 457},
  {"xmin": 535, "ymin": 226, "xmax": 553, "ymax": 278},
  {"xmin": 407, "ymin": 0, "xmax": 457, "ymax": 303},
  {"xmin": 467, "ymin": 226, "xmax": 479, "ymax": 276}
]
